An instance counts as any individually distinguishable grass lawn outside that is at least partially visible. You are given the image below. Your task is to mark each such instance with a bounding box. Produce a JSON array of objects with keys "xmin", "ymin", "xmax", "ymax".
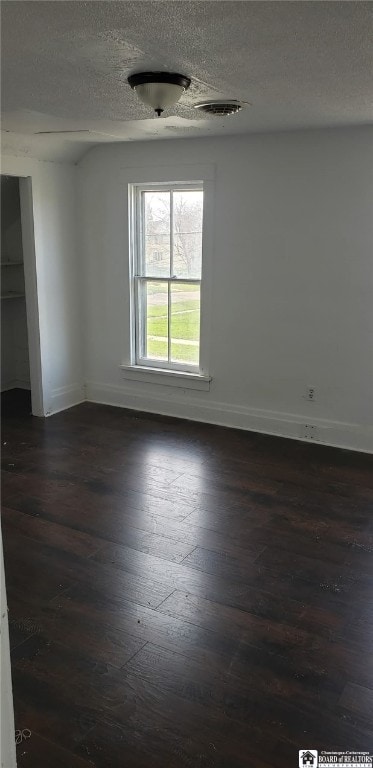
[
  {"xmin": 147, "ymin": 282, "xmax": 197, "ymax": 295},
  {"xmin": 146, "ymin": 339, "xmax": 199, "ymax": 364},
  {"xmin": 146, "ymin": 295, "xmax": 200, "ymax": 364},
  {"xmin": 148, "ymin": 300, "xmax": 200, "ymax": 340}
]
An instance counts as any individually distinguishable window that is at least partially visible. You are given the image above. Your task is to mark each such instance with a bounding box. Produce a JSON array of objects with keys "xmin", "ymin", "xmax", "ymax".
[{"xmin": 130, "ymin": 183, "xmax": 204, "ymax": 373}]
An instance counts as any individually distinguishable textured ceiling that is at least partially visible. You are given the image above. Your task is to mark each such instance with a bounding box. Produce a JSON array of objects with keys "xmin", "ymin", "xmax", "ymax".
[{"xmin": 1, "ymin": 1, "xmax": 372, "ymax": 161}]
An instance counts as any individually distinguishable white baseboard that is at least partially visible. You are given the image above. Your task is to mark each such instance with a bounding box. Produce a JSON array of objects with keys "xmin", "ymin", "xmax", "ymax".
[
  {"xmin": 85, "ymin": 380, "xmax": 373, "ymax": 454},
  {"xmin": 14, "ymin": 379, "xmax": 31, "ymax": 390},
  {"xmin": 2, "ymin": 381, "xmax": 18, "ymax": 393},
  {"xmin": 47, "ymin": 383, "xmax": 85, "ymax": 415},
  {"xmin": 1, "ymin": 379, "xmax": 30, "ymax": 392}
]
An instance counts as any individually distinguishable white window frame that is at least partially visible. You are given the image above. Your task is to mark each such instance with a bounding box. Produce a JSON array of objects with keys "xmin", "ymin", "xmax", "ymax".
[{"xmin": 129, "ymin": 181, "xmax": 205, "ymax": 375}]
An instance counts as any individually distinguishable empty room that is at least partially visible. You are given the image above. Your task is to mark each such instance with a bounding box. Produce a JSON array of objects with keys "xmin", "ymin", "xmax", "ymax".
[{"xmin": 1, "ymin": 2, "xmax": 372, "ymax": 767}]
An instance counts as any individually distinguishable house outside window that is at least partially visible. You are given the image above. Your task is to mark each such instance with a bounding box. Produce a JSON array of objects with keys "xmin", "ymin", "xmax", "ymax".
[{"xmin": 129, "ymin": 182, "xmax": 204, "ymax": 373}]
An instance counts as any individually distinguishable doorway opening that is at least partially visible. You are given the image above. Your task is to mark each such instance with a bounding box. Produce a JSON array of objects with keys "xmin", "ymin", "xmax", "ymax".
[{"xmin": 1, "ymin": 175, "xmax": 43, "ymax": 417}]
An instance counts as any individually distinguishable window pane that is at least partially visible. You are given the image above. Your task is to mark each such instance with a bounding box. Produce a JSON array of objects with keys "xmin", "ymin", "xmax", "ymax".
[
  {"xmin": 144, "ymin": 281, "xmax": 168, "ymax": 361},
  {"xmin": 170, "ymin": 282, "xmax": 200, "ymax": 366},
  {"xmin": 143, "ymin": 191, "xmax": 170, "ymax": 277},
  {"xmin": 173, "ymin": 190, "xmax": 203, "ymax": 279}
]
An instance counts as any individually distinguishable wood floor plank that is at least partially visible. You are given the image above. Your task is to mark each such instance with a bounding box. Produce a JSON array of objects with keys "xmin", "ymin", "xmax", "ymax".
[
  {"xmin": 155, "ymin": 589, "xmax": 369, "ymax": 687},
  {"xmin": 1, "ymin": 504, "xmax": 195, "ymax": 565},
  {"xmin": 15, "ymin": 731, "xmax": 94, "ymax": 768},
  {"xmin": 180, "ymin": 543, "xmax": 265, "ymax": 579},
  {"xmin": 190, "ymin": 450, "xmax": 373, "ymax": 495},
  {"xmin": 91, "ymin": 535, "xmax": 367, "ymax": 614},
  {"xmin": 76, "ymin": 671, "xmax": 277, "ymax": 768},
  {"xmin": 338, "ymin": 682, "xmax": 373, "ymax": 723},
  {"xmin": 91, "ymin": 539, "xmax": 268, "ymax": 610},
  {"xmin": 36, "ymin": 587, "xmax": 266, "ymax": 672},
  {"xmin": 122, "ymin": 641, "xmax": 361, "ymax": 748},
  {"xmin": 12, "ymin": 671, "xmax": 97, "ymax": 757},
  {"xmin": 9, "ymin": 591, "xmax": 146, "ymax": 668},
  {"xmin": 1, "ymin": 467, "xmax": 195, "ymax": 522},
  {"xmin": 3, "ymin": 532, "xmax": 172, "ymax": 610},
  {"xmin": 1, "ymin": 506, "xmax": 104, "ymax": 559},
  {"xmin": 156, "ymin": 588, "xmax": 339, "ymax": 642}
]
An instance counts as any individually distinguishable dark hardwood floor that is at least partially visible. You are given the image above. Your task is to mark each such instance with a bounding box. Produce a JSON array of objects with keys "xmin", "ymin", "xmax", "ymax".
[{"xmin": 1, "ymin": 391, "xmax": 373, "ymax": 767}]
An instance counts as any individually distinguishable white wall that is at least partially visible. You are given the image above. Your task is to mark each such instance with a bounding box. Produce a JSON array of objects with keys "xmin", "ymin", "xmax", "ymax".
[
  {"xmin": 78, "ymin": 126, "xmax": 373, "ymax": 452},
  {"xmin": 1, "ymin": 157, "xmax": 84, "ymax": 415},
  {"xmin": 0, "ymin": 528, "xmax": 17, "ymax": 768}
]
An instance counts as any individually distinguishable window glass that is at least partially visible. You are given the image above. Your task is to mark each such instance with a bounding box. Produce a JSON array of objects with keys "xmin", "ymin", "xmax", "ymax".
[
  {"xmin": 173, "ymin": 190, "xmax": 203, "ymax": 279},
  {"xmin": 170, "ymin": 282, "xmax": 200, "ymax": 366},
  {"xmin": 144, "ymin": 281, "xmax": 168, "ymax": 361},
  {"xmin": 143, "ymin": 191, "xmax": 170, "ymax": 277}
]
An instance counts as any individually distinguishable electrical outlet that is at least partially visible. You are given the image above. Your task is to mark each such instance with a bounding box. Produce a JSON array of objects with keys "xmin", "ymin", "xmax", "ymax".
[
  {"xmin": 302, "ymin": 424, "xmax": 319, "ymax": 440},
  {"xmin": 306, "ymin": 387, "xmax": 315, "ymax": 401}
]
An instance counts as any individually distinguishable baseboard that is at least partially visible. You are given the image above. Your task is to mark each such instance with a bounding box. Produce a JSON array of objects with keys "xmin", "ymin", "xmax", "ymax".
[
  {"xmin": 14, "ymin": 379, "xmax": 31, "ymax": 391},
  {"xmin": 47, "ymin": 383, "xmax": 85, "ymax": 415},
  {"xmin": 1, "ymin": 380, "xmax": 30, "ymax": 393},
  {"xmin": 1, "ymin": 381, "xmax": 18, "ymax": 393},
  {"xmin": 85, "ymin": 380, "xmax": 373, "ymax": 454}
]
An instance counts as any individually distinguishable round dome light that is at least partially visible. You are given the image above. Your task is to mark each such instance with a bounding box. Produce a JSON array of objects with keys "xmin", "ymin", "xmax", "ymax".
[{"xmin": 128, "ymin": 72, "xmax": 191, "ymax": 117}]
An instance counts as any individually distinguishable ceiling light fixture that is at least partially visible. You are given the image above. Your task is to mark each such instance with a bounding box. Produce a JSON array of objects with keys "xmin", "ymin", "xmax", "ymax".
[{"xmin": 128, "ymin": 72, "xmax": 191, "ymax": 117}]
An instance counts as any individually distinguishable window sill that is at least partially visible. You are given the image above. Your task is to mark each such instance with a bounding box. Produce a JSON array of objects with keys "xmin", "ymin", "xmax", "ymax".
[{"xmin": 120, "ymin": 365, "xmax": 211, "ymax": 391}]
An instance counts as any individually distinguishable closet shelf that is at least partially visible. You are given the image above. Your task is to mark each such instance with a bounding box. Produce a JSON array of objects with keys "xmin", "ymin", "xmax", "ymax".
[
  {"xmin": 1, "ymin": 292, "xmax": 25, "ymax": 300},
  {"xmin": 1, "ymin": 261, "xmax": 24, "ymax": 267}
]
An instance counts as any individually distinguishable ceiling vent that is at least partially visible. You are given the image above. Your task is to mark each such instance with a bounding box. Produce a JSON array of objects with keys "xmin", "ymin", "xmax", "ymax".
[{"xmin": 194, "ymin": 101, "xmax": 243, "ymax": 116}]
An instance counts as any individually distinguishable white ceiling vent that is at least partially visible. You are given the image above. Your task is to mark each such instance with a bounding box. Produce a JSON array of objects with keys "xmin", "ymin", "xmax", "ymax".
[{"xmin": 194, "ymin": 101, "xmax": 243, "ymax": 116}]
